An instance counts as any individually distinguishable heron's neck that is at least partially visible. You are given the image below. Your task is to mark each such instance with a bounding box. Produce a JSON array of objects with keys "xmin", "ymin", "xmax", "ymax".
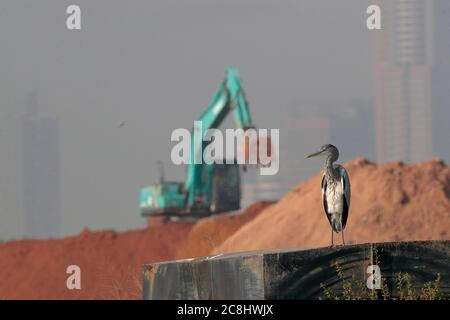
[{"xmin": 325, "ymin": 157, "xmax": 338, "ymax": 182}]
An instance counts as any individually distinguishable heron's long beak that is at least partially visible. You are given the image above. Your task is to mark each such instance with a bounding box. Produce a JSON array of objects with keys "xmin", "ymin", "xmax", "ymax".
[{"xmin": 306, "ymin": 150, "xmax": 324, "ymax": 159}]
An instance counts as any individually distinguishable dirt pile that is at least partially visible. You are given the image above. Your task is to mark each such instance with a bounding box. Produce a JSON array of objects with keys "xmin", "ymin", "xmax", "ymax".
[
  {"xmin": 0, "ymin": 201, "xmax": 270, "ymax": 300},
  {"xmin": 175, "ymin": 201, "xmax": 274, "ymax": 259},
  {"xmin": 0, "ymin": 223, "xmax": 193, "ymax": 299},
  {"xmin": 215, "ymin": 158, "xmax": 450, "ymax": 253}
]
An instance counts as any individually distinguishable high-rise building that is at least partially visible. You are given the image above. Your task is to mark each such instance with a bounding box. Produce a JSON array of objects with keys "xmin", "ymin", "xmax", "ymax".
[
  {"xmin": 22, "ymin": 93, "xmax": 60, "ymax": 238},
  {"xmin": 432, "ymin": 0, "xmax": 450, "ymax": 163},
  {"xmin": 374, "ymin": 0, "xmax": 434, "ymax": 163}
]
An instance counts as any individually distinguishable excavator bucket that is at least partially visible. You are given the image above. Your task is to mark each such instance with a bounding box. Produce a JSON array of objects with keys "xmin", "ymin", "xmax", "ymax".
[{"xmin": 241, "ymin": 135, "xmax": 272, "ymax": 165}]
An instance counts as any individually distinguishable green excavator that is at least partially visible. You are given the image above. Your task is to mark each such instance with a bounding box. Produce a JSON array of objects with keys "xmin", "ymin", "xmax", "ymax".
[{"xmin": 139, "ymin": 67, "xmax": 257, "ymax": 221}]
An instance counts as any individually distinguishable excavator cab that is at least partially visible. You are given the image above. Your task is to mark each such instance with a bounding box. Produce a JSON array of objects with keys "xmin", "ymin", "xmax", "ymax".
[
  {"xmin": 140, "ymin": 161, "xmax": 241, "ymax": 218},
  {"xmin": 209, "ymin": 163, "xmax": 241, "ymax": 213},
  {"xmin": 139, "ymin": 182, "xmax": 185, "ymax": 216}
]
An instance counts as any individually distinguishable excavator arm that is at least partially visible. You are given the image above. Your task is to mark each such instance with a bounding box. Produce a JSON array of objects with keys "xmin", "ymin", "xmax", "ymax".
[{"xmin": 185, "ymin": 67, "xmax": 254, "ymax": 209}]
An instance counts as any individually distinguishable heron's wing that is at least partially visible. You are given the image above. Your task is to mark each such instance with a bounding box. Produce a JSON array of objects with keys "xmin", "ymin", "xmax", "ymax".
[
  {"xmin": 338, "ymin": 166, "xmax": 351, "ymax": 228},
  {"xmin": 321, "ymin": 175, "xmax": 333, "ymax": 226}
]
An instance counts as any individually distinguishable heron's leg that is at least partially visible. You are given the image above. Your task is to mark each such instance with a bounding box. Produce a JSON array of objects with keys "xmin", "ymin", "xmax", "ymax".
[
  {"xmin": 331, "ymin": 229, "xmax": 334, "ymax": 247},
  {"xmin": 341, "ymin": 230, "xmax": 345, "ymax": 246}
]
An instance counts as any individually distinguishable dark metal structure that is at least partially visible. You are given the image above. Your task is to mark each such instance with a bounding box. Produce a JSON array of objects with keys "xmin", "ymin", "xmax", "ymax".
[{"xmin": 142, "ymin": 240, "xmax": 449, "ymax": 299}]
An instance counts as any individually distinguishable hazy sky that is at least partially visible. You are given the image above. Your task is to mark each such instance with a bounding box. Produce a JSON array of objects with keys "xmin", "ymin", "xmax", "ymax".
[{"xmin": 0, "ymin": 0, "xmax": 373, "ymax": 239}]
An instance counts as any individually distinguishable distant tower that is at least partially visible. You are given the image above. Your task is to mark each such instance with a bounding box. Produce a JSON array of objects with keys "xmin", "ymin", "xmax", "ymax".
[
  {"xmin": 22, "ymin": 93, "xmax": 60, "ymax": 238},
  {"xmin": 431, "ymin": 0, "xmax": 450, "ymax": 163},
  {"xmin": 374, "ymin": 0, "xmax": 434, "ymax": 163}
]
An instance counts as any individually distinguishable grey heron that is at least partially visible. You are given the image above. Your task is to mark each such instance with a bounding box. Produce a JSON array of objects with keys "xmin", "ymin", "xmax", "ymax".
[{"xmin": 306, "ymin": 144, "xmax": 351, "ymax": 246}]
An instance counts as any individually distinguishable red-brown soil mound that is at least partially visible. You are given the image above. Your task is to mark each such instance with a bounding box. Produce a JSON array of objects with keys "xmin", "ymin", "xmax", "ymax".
[
  {"xmin": 0, "ymin": 223, "xmax": 193, "ymax": 299},
  {"xmin": 0, "ymin": 202, "xmax": 270, "ymax": 299},
  {"xmin": 175, "ymin": 201, "xmax": 274, "ymax": 259}
]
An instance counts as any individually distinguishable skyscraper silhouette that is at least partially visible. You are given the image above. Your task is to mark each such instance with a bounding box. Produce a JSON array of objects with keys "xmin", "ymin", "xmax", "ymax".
[
  {"xmin": 374, "ymin": 0, "xmax": 434, "ymax": 163},
  {"xmin": 432, "ymin": 0, "xmax": 450, "ymax": 163},
  {"xmin": 22, "ymin": 93, "xmax": 60, "ymax": 238}
]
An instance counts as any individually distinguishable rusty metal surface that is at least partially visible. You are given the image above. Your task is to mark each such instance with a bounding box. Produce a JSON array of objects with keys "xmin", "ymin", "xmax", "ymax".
[{"xmin": 142, "ymin": 240, "xmax": 450, "ymax": 300}]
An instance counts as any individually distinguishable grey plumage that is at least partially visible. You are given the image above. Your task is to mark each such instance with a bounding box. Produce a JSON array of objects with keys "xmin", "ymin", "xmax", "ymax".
[{"xmin": 306, "ymin": 144, "xmax": 351, "ymax": 246}]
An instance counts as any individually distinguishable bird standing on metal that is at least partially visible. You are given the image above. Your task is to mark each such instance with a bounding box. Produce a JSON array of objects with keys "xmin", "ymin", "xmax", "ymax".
[{"xmin": 306, "ymin": 144, "xmax": 350, "ymax": 246}]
